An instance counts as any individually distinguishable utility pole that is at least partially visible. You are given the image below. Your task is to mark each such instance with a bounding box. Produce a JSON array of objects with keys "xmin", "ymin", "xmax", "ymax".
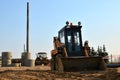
[
  {"xmin": 21, "ymin": 2, "xmax": 32, "ymax": 67},
  {"xmin": 26, "ymin": 2, "xmax": 29, "ymax": 53}
]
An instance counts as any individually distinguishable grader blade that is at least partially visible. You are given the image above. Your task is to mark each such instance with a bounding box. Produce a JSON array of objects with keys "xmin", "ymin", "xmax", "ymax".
[{"xmin": 56, "ymin": 57, "xmax": 106, "ymax": 72}]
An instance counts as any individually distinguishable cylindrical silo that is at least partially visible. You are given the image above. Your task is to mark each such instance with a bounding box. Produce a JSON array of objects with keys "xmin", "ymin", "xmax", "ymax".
[
  {"xmin": 21, "ymin": 52, "xmax": 31, "ymax": 66},
  {"xmin": 2, "ymin": 52, "xmax": 12, "ymax": 67},
  {"xmin": 25, "ymin": 59, "xmax": 35, "ymax": 67}
]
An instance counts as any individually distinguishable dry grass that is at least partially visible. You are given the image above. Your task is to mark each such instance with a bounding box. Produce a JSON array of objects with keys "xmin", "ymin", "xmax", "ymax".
[{"xmin": 0, "ymin": 66, "xmax": 119, "ymax": 80}]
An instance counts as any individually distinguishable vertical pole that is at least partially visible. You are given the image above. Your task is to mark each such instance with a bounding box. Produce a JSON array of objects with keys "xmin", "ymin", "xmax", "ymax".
[
  {"xmin": 26, "ymin": 2, "xmax": 29, "ymax": 53},
  {"xmin": 24, "ymin": 44, "xmax": 26, "ymax": 52},
  {"xmin": 79, "ymin": 26, "xmax": 83, "ymax": 56},
  {"xmin": 111, "ymin": 54, "xmax": 112, "ymax": 63}
]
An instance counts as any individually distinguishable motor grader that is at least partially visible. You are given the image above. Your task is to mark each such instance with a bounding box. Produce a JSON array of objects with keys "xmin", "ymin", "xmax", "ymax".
[{"xmin": 51, "ymin": 21, "xmax": 106, "ymax": 72}]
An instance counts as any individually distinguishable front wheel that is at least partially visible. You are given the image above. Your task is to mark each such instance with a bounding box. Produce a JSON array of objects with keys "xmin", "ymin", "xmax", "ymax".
[{"xmin": 55, "ymin": 54, "xmax": 64, "ymax": 72}]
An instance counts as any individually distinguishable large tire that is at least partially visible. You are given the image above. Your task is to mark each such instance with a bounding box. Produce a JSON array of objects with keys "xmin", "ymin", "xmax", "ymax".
[
  {"xmin": 51, "ymin": 58, "xmax": 55, "ymax": 71},
  {"xmin": 99, "ymin": 59, "xmax": 107, "ymax": 70},
  {"xmin": 55, "ymin": 54, "xmax": 64, "ymax": 72}
]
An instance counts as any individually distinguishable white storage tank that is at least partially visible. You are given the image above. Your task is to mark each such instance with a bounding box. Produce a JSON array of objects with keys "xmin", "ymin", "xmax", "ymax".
[
  {"xmin": 2, "ymin": 52, "xmax": 12, "ymax": 67},
  {"xmin": 25, "ymin": 59, "xmax": 35, "ymax": 67},
  {"xmin": 21, "ymin": 52, "xmax": 31, "ymax": 66}
]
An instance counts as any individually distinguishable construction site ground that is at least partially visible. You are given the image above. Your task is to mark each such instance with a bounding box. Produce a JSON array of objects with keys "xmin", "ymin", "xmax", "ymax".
[{"xmin": 0, "ymin": 66, "xmax": 120, "ymax": 80}]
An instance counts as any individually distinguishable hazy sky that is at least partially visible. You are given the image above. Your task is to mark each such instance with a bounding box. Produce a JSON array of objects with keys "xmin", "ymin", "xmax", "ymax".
[{"xmin": 0, "ymin": 0, "xmax": 120, "ymax": 59}]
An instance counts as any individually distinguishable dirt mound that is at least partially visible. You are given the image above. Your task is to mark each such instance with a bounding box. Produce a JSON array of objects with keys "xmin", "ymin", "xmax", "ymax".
[{"xmin": 0, "ymin": 66, "xmax": 120, "ymax": 80}]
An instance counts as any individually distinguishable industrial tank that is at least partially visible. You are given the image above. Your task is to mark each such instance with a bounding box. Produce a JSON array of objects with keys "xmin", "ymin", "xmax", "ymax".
[
  {"xmin": 21, "ymin": 52, "xmax": 35, "ymax": 67},
  {"xmin": 21, "ymin": 52, "xmax": 31, "ymax": 66},
  {"xmin": 2, "ymin": 52, "xmax": 12, "ymax": 67},
  {"xmin": 25, "ymin": 59, "xmax": 35, "ymax": 67}
]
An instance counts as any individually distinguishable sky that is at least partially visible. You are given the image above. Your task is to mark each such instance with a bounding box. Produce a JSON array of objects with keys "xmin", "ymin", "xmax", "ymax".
[{"xmin": 0, "ymin": 0, "xmax": 120, "ymax": 59}]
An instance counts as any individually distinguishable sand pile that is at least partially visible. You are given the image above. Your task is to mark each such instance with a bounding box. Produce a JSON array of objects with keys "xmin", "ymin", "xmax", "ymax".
[{"xmin": 0, "ymin": 66, "xmax": 119, "ymax": 80}]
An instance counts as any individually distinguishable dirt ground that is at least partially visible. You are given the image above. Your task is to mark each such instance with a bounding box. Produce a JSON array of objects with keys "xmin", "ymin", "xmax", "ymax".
[{"xmin": 0, "ymin": 66, "xmax": 120, "ymax": 80}]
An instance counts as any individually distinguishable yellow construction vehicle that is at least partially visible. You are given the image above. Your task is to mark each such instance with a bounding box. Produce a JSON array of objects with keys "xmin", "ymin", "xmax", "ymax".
[{"xmin": 51, "ymin": 21, "xmax": 106, "ymax": 72}]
